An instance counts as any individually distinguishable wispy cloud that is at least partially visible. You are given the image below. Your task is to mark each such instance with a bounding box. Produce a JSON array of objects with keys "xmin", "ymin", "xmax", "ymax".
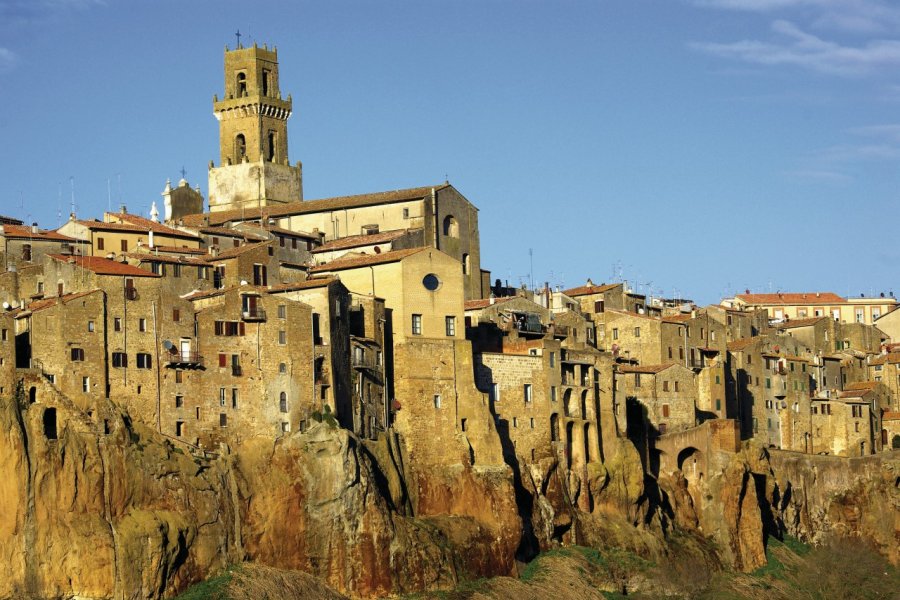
[
  {"xmin": 692, "ymin": 0, "xmax": 900, "ymax": 33},
  {"xmin": 785, "ymin": 168, "xmax": 853, "ymax": 183},
  {"xmin": 691, "ymin": 19, "xmax": 900, "ymax": 75},
  {"xmin": 0, "ymin": 0, "xmax": 105, "ymax": 25},
  {"xmin": 0, "ymin": 47, "xmax": 17, "ymax": 72}
]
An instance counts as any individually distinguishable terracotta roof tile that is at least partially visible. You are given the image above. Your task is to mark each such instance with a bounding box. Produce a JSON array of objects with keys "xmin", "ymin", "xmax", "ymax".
[
  {"xmin": 203, "ymin": 241, "xmax": 272, "ymax": 262},
  {"xmin": 662, "ymin": 313, "xmax": 693, "ymax": 324},
  {"xmin": 868, "ymin": 352, "xmax": 900, "ymax": 365},
  {"xmin": 727, "ymin": 337, "xmax": 758, "ymax": 352},
  {"xmin": 111, "ymin": 213, "xmax": 202, "ymax": 239},
  {"xmin": 562, "ymin": 283, "xmax": 620, "ymax": 297},
  {"xmin": 735, "ymin": 292, "xmax": 845, "ymax": 305},
  {"xmin": 149, "ymin": 245, "xmax": 207, "ymax": 255},
  {"xmin": 464, "ymin": 296, "xmax": 513, "ymax": 310},
  {"xmin": 48, "ymin": 254, "xmax": 160, "ymax": 277},
  {"xmin": 845, "ymin": 381, "xmax": 880, "ymax": 391},
  {"xmin": 310, "ymin": 247, "xmax": 425, "ymax": 272},
  {"xmin": 76, "ymin": 217, "xmax": 199, "ymax": 240},
  {"xmin": 1, "ymin": 225, "xmax": 77, "ymax": 242},
  {"xmin": 26, "ymin": 289, "xmax": 101, "ymax": 313},
  {"xmin": 882, "ymin": 411, "xmax": 900, "ymax": 421},
  {"xmin": 312, "ymin": 229, "xmax": 411, "ymax": 253},
  {"xmin": 181, "ymin": 183, "xmax": 450, "ymax": 227},
  {"xmin": 197, "ymin": 226, "xmax": 267, "ymax": 240},
  {"xmin": 267, "ymin": 277, "xmax": 339, "ymax": 292},
  {"xmin": 126, "ymin": 252, "xmax": 207, "ymax": 265}
]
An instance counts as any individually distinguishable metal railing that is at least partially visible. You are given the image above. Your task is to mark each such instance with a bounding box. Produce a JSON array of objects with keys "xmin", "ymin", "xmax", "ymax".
[
  {"xmin": 241, "ymin": 307, "xmax": 267, "ymax": 321},
  {"xmin": 166, "ymin": 352, "xmax": 204, "ymax": 367}
]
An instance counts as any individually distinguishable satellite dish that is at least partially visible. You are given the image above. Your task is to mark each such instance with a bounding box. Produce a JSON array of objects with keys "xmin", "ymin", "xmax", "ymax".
[{"xmin": 162, "ymin": 340, "xmax": 175, "ymax": 352}]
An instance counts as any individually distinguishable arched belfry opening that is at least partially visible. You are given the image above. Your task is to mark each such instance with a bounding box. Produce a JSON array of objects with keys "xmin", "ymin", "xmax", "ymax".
[
  {"xmin": 236, "ymin": 72, "xmax": 247, "ymax": 97},
  {"xmin": 235, "ymin": 134, "xmax": 246, "ymax": 163},
  {"xmin": 443, "ymin": 215, "xmax": 459, "ymax": 238}
]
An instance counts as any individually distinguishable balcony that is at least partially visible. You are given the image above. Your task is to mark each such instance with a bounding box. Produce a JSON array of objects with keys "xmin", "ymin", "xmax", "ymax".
[
  {"xmin": 352, "ymin": 354, "xmax": 379, "ymax": 371},
  {"xmin": 166, "ymin": 352, "xmax": 204, "ymax": 368},
  {"xmin": 552, "ymin": 324, "xmax": 571, "ymax": 338},
  {"xmin": 241, "ymin": 307, "xmax": 267, "ymax": 322},
  {"xmin": 231, "ymin": 364, "xmax": 243, "ymax": 377},
  {"xmin": 125, "ymin": 287, "xmax": 138, "ymax": 301}
]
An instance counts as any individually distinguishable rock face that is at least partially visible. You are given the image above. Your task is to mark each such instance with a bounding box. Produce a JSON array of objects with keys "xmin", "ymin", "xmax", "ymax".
[
  {"xmin": 756, "ymin": 449, "xmax": 900, "ymax": 565},
  {"xmin": 1, "ymin": 379, "xmax": 896, "ymax": 599}
]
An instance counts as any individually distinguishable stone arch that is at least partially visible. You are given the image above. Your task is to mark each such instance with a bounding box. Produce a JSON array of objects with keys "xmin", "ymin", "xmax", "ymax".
[
  {"xmin": 550, "ymin": 413, "xmax": 560, "ymax": 442},
  {"xmin": 580, "ymin": 390, "xmax": 588, "ymax": 419},
  {"xmin": 462, "ymin": 253, "xmax": 470, "ymax": 275},
  {"xmin": 236, "ymin": 72, "xmax": 247, "ymax": 97},
  {"xmin": 443, "ymin": 215, "xmax": 458, "ymax": 238},
  {"xmin": 565, "ymin": 421, "xmax": 575, "ymax": 468},
  {"xmin": 563, "ymin": 388, "xmax": 573, "ymax": 417},
  {"xmin": 43, "ymin": 407, "xmax": 57, "ymax": 441},
  {"xmin": 28, "ymin": 386, "xmax": 36, "ymax": 404},
  {"xmin": 279, "ymin": 391, "xmax": 288, "ymax": 413},
  {"xmin": 893, "ymin": 434, "xmax": 900, "ymax": 450},
  {"xmin": 235, "ymin": 134, "xmax": 246, "ymax": 163},
  {"xmin": 677, "ymin": 446, "xmax": 702, "ymax": 483}
]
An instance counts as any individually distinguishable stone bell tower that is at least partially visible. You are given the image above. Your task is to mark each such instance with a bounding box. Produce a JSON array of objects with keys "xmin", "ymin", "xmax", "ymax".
[{"xmin": 208, "ymin": 42, "xmax": 303, "ymax": 213}]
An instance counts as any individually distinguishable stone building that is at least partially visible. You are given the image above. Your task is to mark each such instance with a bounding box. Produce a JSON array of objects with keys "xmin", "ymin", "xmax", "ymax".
[
  {"xmin": 208, "ymin": 43, "xmax": 303, "ymax": 212},
  {"xmin": 58, "ymin": 210, "xmax": 202, "ymax": 257},
  {"xmin": 0, "ymin": 224, "xmax": 81, "ymax": 271},
  {"xmin": 659, "ymin": 310, "xmax": 726, "ymax": 369},
  {"xmin": 595, "ymin": 309, "xmax": 662, "ymax": 363},
  {"xmin": 729, "ymin": 291, "xmax": 896, "ymax": 326}
]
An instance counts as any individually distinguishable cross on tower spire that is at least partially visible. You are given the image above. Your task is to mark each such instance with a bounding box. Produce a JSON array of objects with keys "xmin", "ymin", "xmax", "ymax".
[
  {"xmin": 235, "ymin": 29, "xmax": 242, "ymax": 49},
  {"xmin": 179, "ymin": 166, "xmax": 187, "ymax": 180}
]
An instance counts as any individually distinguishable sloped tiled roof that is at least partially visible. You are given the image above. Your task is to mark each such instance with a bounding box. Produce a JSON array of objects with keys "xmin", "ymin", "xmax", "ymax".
[
  {"xmin": 150, "ymin": 245, "xmax": 207, "ymax": 255},
  {"xmin": 845, "ymin": 381, "xmax": 881, "ymax": 391},
  {"xmin": 562, "ymin": 282, "xmax": 620, "ymax": 297},
  {"xmin": 735, "ymin": 292, "xmax": 845, "ymax": 305},
  {"xmin": 868, "ymin": 352, "xmax": 900, "ymax": 366},
  {"xmin": 27, "ymin": 289, "xmax": 102, "ymax": 313},
  {"xmin": 181, "ymin": 184, "xmax": 451, "ymax": 227},
  {"xmin": 727, "ymin": 337, "xmax": 758, "ymax": 352},
  {"xmin": 882, "ymin": 411, "xmax": 900, "ymax": 421},
  {"xmin": 310, "ymin": 247, "xmax": 425, "ymax": 273},
  {"xmin": 111, "ymin": 213, "xmax": 202, "ymax": 239},
  {"xmin": 464, "ymin": 296, "xmax": 513, "ymax": 311},
  {"xmin": 126, "ymin": 252, "xmax": 206, "ymax": 265},
  {"xmin": 203, "ymin": 241, "xmax": 272, "ymax": 262},
  {"xmin": 197, "ymin": 226, "xmax": 267, "ymax": 241},
  {"xmin": 267, "ymin": 277, "xmax": 339, "ymax": 293},
  {"xmin": 1, "ymin": 225, "xmax": 76, "ymax": 242},
  {"xmin": 312, "ymin": 229, "xmax": 410, "ymax": 253},
  {"xmin": 48, "ymin": 254, "xmax": 160, "ymax": 277},
  {"xmin": 661, "ymin": 313, "xmax": 693, "ymax": 324}
]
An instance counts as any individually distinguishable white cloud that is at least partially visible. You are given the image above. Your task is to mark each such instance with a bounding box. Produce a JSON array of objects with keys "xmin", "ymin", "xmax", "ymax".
[
  {"xmin": 691, "ymin": 19, "xmax": 900, "ymax": 75},
  {"xmin": 785, "ymin": 169, "xmax": 853, "ymax": 183},
  {"xmin": 692, "ymin": 0, "xmax": 900, "ymax": 34},
  {"xmin": 0, "ymin": 47, "xmax": 18, "ymax": 72}
]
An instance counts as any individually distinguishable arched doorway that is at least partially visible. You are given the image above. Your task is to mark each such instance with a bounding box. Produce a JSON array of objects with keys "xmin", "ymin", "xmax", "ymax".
[
  {"xmin": 563, "ymin": 388, "xmax": 573, "ymax": 417},
  {"xmin": 677, "ymin": 446, "xmax": 702, "ymax": 483},
  {"xmin": 550, "ymin": 413, "xmax": 560, "ymax": 442},
  {"xmin": 28, "ymin": 386, "xmax": 36, "ymax": 404}
]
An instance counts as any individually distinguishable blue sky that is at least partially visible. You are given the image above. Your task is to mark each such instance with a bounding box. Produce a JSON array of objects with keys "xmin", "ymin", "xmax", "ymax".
[{"xmin": 1, "ymin": 0, "xmax": 899, "ymax": 304}]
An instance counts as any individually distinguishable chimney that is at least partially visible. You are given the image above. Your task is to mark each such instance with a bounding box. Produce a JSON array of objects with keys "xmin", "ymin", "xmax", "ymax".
[
  {"xmin": 120, "ymin": 204, "xmax": 127, "ymax": 214},
  {"xmin": 489, "ymin": 293, "xmax": 496, "ymax": 305}
]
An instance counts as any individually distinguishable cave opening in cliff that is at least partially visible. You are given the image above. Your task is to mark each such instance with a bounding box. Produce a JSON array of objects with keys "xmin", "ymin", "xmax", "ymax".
[
  {"xmin": 42, "ymin": 407, "xmax": 57, "ymax": 440},
  {"xmin": 28, "ymin": 386, "xmax": 36, "ymax": 404}
]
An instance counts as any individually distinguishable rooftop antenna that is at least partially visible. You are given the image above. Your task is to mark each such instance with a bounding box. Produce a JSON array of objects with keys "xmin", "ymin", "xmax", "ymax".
[
  {"xmin": 57, "ymin": 182, "xmax": 62, "ymax": 227},
  {"xmin": 117, "ymin": 173, "xmax": 122, "ymax": 207},
  {"xmin": 69, "ymin": 176, "xmax": 76, "ymax": 218},
  {"xmin": 235, "ymin": 29, "xmax": 242, "ymax": 49},
  {"xmin": 529, "ymin": 248, "xmax": 534, "ymax": 291},
  {"xmin": 107, "ymin": 178, "xmax": 112, "ymax": 215}
]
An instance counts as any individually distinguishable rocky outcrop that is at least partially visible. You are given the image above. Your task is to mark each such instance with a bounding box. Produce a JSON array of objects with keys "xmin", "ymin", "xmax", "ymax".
[{"xmin": 756, "ymin": 448, "xmax": 900, "ymax": 565}]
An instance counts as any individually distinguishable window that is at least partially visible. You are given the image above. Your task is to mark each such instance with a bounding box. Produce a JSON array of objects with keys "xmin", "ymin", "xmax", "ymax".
[
  {"xmin": 402, "ymin": 208, "xmax": 409, "ymax": 219},
  {"xmin": 219, "ymin": 413, "xmax": 227, "ymax": 427},
  {"xmin": 175, "ymin": 370, "xmax": 183, "ymax": 383},
  {"xmin": 634, "ymin": 373, "xmax": 641, "ymax": 387},
  {"xmin": 662, "ymin": 404, "xmax": 670, "ymax": 418},
  {"xmin": 668, "ymin": 347, "xmax": 673, "ymax": 359},
  {"xmin": 175, "ymin": 395, "xmax": 183, "ymax": 408},
  {"xmin": 663, "ymin": 380, "xmax": 669, "ymax": 391},
  {"xmin": 412, "ymin": 314, "xmax": 422, "ymax": 335},
  {"xmin": 674, "ymin": 381, "xmax": 679, "ymax": 392},
  {"xmin": 219, "ymin": 388, "xmax": 226, "ymax": 407},
  {"xmin": 82, "ymin": 377, "xmax": 90, "ymax": 393},
  {"xmin": 422, "ymin": 274, "xmax": 440, "ymax": 291},
  {"xmin": 71, "ymin": 348, "xmax": 85, "ymax": 361},
  {"xmin": 278, "ymin": 330, "xmax": 286, "ymax": 345},
  {"xmin": 530, "ymin": 418, "xmax": 535, "ymax": 429},
  {"xmin": 376, "ymin": 351, "xmax": 383, "ymax": 366},
  {"xmin": 766, "ymin": 378, "xmax": 771, "ymax": 389},
  {"xmin": 120, "ymin": 239, "xmax": 128, "ymax": 252},
  {"xmin": 716, "ymin": 399, "xmax": 721, "ymax": 411},
  {"xmin": 462, "ymin": 253, "xmax": 470, "ymax": 275},
  {"xmin": 279, "ymin": 392, "xmax": 288, "ymax": 413},
  {"xmin": 87, "ymin": 320, "xmax": 94, "ymax": 333},
  {"xmin": 22, "ymin": 243, "xmax": 32, "ymax": 261},
  {"xmin": 218, "ymin": 353, "xmax": 227, "ymax": 368},
  {"xmin": 97, "ymin": 237, "xmax": 105, "ymax": 251},
  {"xmin": 855, "ymin": 309, "xmax": 864, "ymax": 323},
  {"xmin": 445, "ymin": 316, "xmax": 456, "ymax": 337},
  {"xmin": 551, "ymin": 386, "xmax": 557, "ymax": 402},
  {"xmin": 634, "ymin": 327, "xmax": 640, "ymax": 337},
  {"xmin": 679, "ymin": 347, "xmax": 684, "ymax": 360},
  {"xmin": 279, "ymin": 362, "xmax": 287, "ymax": 374},
  {"xmin": 214, "ymin": 321, "xmax": 245, "ymax": 336},
  {"xmin": 175, "ymin": 421, "xmax": 184, "ymax": 436},
  {"xmin": 253, "ymin": 264, "xmax": 268, "ymax": 286},
  {"xmin": 524, "ymin": 384, "xmax": 533, "ymax": 403},
  {"xmin": 136, "ymin": 353, "xmax": 152, "ymax": 369},
  {"xmin": 278, "ymin": 304, "xmax": 286, "ymax": 319},
  {"xmin": 231, "ymin": 388, "xmax": 239, "ymax": 409},
  {"xmin": 612, "ymin": 328, "xmax": 619, "ymax": 340},
  {"xmin": 139, "ymin": 318, "xmax": 147, "ymax": 332},
  {"xmin": 433, "ymin": 394, "xmax": 442, "ymax": 408},
  {"xmin": 443, "ymin": 215, "xmax": 458, "ymax": 237},
  {"xmin": 549, "ymin": 352, "xmax": 556, "ymax": 368},
  {"xmin": 112, "ymin": 352, "xmax": 127, "ymax": 368},
  {"xmin": 172, "ymin": 309, "xmax": 180, "ymax": 322}
]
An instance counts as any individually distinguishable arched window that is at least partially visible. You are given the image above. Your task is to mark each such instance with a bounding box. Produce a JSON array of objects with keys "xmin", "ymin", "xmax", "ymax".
[
  {"xmin": 279, "ymin": 392, "xmax": 288, "ymax": 413},
  {"xmin": 462, "ymin": 253, "xmax": 470, "ymax": 275},
  {"xmin": 236, "ymin": 72, "xmax": 247, "ymax": 97},
  {"xmin": 235, "ymin": 134, "xmax": 246, "ymax": 163},
  {"xmin": 267, "ymin": 131, "xmax": 276, "ymax": 162},
  {"xmin": 443, "ymin": 215, "xmax": 458, "ymax": 238}
]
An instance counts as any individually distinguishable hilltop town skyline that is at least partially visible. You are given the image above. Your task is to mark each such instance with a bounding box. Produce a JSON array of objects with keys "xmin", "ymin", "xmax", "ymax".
[{"xmin": 3, "ymin": 1, "xmax": 900, "ymax": 304}]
